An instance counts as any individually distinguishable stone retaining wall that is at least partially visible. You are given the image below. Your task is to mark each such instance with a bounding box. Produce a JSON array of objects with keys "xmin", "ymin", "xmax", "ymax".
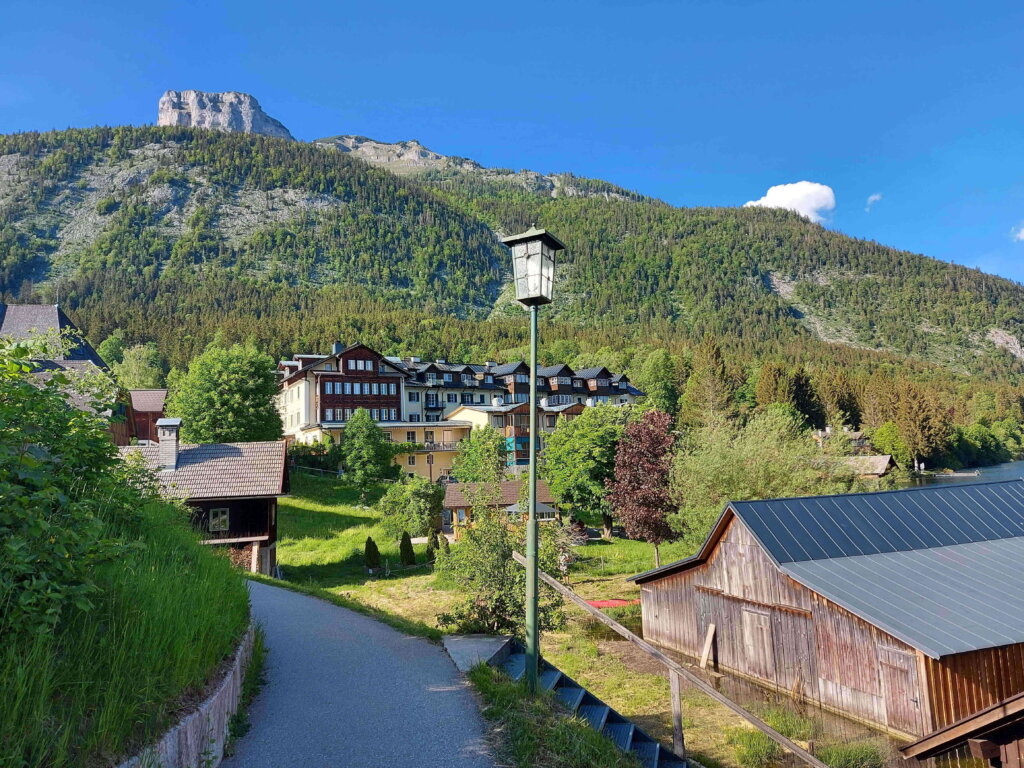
[{"xmin": 117, "ymin": 623, "xmax": 255, "ymax": 768}]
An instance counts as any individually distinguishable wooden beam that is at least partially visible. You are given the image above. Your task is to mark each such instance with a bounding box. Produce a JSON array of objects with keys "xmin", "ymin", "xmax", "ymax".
[
  {"xmin": 969, "ymin": 739, "xmax": 1001, "ymax": 761},
  {"xmin": 511, "ymin": 551, "xmax": 831, "ymax": 768},
  {"xmin": 199, "ymin": 535, "xmax": 270, "ymax": 545},
  {"xmin": 670, "ymin": 669, "xmax": 686, "ymax": 758},
  {"xmin": 901, "ymin": 691, "xmax": 1024, "ymax": 758},
  {"xmin": 699, "ymin": 623, "xmax": 716, "ymax": 669}
]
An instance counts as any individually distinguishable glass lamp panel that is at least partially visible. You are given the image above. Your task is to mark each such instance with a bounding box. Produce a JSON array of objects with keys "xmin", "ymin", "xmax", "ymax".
[{"xmin": 541, "ymin": 243, "xmax": 555, "ymax": 301}]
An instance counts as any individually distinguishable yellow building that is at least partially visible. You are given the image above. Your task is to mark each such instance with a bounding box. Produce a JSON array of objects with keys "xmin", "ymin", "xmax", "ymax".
[{"xmin": 384, "ymin": 420, "xmax": 473, "ymax": 481}]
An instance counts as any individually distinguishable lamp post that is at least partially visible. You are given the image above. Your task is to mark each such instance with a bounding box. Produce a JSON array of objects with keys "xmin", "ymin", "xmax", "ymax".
[{"xmin": 501, "ymin": 225, "xmax": 565, "ymax": 694}]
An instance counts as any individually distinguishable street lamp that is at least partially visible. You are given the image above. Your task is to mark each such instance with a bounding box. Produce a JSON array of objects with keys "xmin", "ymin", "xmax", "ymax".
[{"xmin": 501, "ymin": 225, "xmax": 565, "ymax": 694}]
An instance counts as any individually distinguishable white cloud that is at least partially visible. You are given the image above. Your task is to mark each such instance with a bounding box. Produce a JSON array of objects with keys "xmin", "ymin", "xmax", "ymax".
[
  {"xmin": 743, "ymin": 181, "xmax": 836, "ymax": 224},
  {"xmin": 1012, "ymin": 224, "xmax": 1024, "ymax": 242},
  {"xmin": 865, "ymin": 193, "xmax": 883, "ymax": 213}
]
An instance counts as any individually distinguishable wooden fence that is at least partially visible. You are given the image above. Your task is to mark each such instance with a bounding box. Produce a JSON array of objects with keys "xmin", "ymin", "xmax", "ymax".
[{"xmin": 511, "ymin": 551, "xmax": 829, "ymax": 768}]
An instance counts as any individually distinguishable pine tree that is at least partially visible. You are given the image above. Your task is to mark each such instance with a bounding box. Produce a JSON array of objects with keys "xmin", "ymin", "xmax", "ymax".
[
  {"xmin": 364, "ymin": 536, "xmax": 381, "ymax": 571},
  {"xmin": 754, "ymin": 361, "xmax": 794, "ymax": 409},
  {"xmin": 634, "ymin": 349, "xmax": 681, "ymax": 415},
  {"xmin": 679, "ymin": 338, "xmax": 733, "ymax": 427}
]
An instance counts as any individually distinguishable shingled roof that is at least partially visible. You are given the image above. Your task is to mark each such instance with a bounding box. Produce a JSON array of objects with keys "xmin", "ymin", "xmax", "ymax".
[
  {"xmin": 0, "ymin": 303, "xmax": 107, "ymax": 368},
  {"xmin": 120, "ymin": 441, "xmax": 288, "ymax": 500},
  {"xmin": 129, "ymin": 389, "xmax": 168, "ymax": 413},
  {"xmin": 444, "ymin": 479, "xmax": 555, "ymax": 508},
  {"xmin": 631, "ymin": 479, "xmax": 1024, "ymax": 658}
]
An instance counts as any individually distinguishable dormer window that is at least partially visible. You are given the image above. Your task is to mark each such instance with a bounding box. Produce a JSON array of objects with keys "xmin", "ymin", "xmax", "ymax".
[
  {"xmin": 573, "ymin": 379, "xmax": 584, "ymax": 388},
  {"xmin": 324, "ymin": 363, "xmax": 333, "ymax": 371},
  {"xmin": 443, "ymin": 373, "xmax": 453, "ymax": 382},
  {"xmin": 485, "ymin": 375, "xmax": 493, "ymax": 384}
]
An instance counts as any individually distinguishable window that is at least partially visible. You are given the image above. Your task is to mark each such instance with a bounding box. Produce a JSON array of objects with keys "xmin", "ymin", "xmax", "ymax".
[
  {"xmin": 378, "ymin": 362, "xmax": 387, "ymax": 373},
  {"xmin": 408, "ymin": 391, "xmax": 421, "ymax": 402},
  {"xmin": 504, "ymin": 375, "xmax": 515, "ymax": 384},
  {"xmin": 426, "ymin": 415, "xmax": 439, "ymax": 422},
  {"xmin": 477, "ymin": 394, "xmax": 485, "ymax": 403},
  {"xmin": 516, "ymin": 374, "xmax": 529, "ymax": 383},
  {"xmin": 344, "ymin": 408, "xmax": 352, "ymax": 420},
  {"xmin": 390, "ymin": 408, "xmax": 398, "ymax": 420},
  {"xmin": 457, "ymin": 509, "xmax": 466, "ymax": 523},
  {"xmin": 461, "ymin": 393, "xmax": 473, "ymax": 404},
  {"xmin": 514, "ymin": 393, "xmax": 528, "ymax": 403},
  {"xmin": 324, "ymin": 381, "xmax": 332, "ymax": 395},
  {"xmin": 546, "ymin": 415, "xmax": 557, "ymax": 427},
  {"xmin": 353, "ymin": 382, "xmax": 361, "ymax": 395},
  {"xmin": 371, "ymin": 382, "xmax": 380, "ymax": 395},
  {"xmin": 389, "ymin": 382, "xmax": 397, "ymax": 395},
  {"xmin": 410, "ymin": 414, "xmax": 421, "ymax": 422},
  {"xmin": 383, "ymin": 432, "xmax": 392, "ymax": 442},
  {"xmin": 371, "ymin": 409, "xmax": 380, "ymax": 421},
  {"xmin": 324, "ymin": 363, "xmax": 333, "ymax": 371},
  {"xmin": 574, "ymin": 379, "xmax": 584, "ymax": 388},
  {"xmin": 407, "ymin": 455, "xmax": 416, "ymax": 466},
  {"xmin": 343, "ymin": 382, "xmax": 352, "ymax": 395},
  {"xmin": 424, "ymin": 431, "xmax": 435, "ymax": 443},
  {"xmin": 485, "ymin": 375, "xmax": 493, "ymax": 383},
  {"xmin": 537, "ymin": 378, "xmax": 546, "ymax": 387},
  {"xmin": 348, "ymin": 359, "xmax": 356, "ymax": 370},
  {"xmin": 446, "ymin": 393, "xmax": 457, "ymax": 403},
  {"xmin": 577, "ymin": 397, "xmax": 583, "ymax": 404},
  {"xmin": 406, "ymin": 431, "xmax": 416, "ymax": 442},
  {"xmin": 461, "ymin": 374, "xmax": 472, "ymax": 384},
  {"xmin": 357, "ymin": 359, "xmax": 366, "ymax": 371},
  {"xmin": 597, "ymin": 379, "xmax": 610, "ymax": 387},
  {"xmin": 325, "ymin": 408, "xmax": 334, "ymax": 421},
  {"xmin": 209, "ymin": 508, "xmax": 230, "ymax": 532},
  {"xmin": 557, "ymin": 376, "xmax": 571, "ymax": 385}
]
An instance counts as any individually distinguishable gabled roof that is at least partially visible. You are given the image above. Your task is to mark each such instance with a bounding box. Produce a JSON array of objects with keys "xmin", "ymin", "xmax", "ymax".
[
  {"xmin": 631, "ymin": 480, "xmax": 1024, "ymax": 658},
  {"xmin": 130, "ymin": 389, "xmax": 168, "ymax": 413},
  {"xmin": 120, "ymin": 441, "xmax": 288, "ymax": 500},
  {"xmin": 574, "ymin": 366, "xmax": 611, "ymax": 379},
  {"xmin": 489, "ymin": 361, "xmax": 527, "ymax": 376},
  {"xmin": 444, "ymin": 479, "xmax": 555, "ymax": 508},
  {"xmin": 0, "ymin": 303, "xmax": 107, "ymax": 368},
  {"xmin": 537, "ymin": 364, "xmax": 574, "ymax": 377},
  {"xmin": 841, "ymin": 454, "xmax": 895, "ymax": 476}
]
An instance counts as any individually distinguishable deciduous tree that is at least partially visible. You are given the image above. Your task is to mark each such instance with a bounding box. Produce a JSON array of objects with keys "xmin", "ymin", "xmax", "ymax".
[
  {"xmin": 113, "ymin": 343, "xmax": 164, "ymax": 389},
  {"xmin": 607, "ymin": 410, "xmax": 677, "ymax": 567},
  {"xmin": 452, "ymin": 425, "xmax": 506, "ymax": 483}
]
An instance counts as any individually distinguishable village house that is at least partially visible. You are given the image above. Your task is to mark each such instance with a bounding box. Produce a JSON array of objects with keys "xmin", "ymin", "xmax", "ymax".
[
  {"xmin": 386, "ymin": 420, "xmax": 474, "ymax": 481},
  {"xmin": 630, "ymin": 480, "xmax": 1024, "ymax": 740},
  {"xmin": 120, "ymin": 418, "xmax": 289, "ymax": 575},
  {"xmin": 0, "ymin": 302, "xmax": 134, "ymax": 444},
  {"xmin": 447, "ymin": 398, "xmax": 586, "ymax": 467},
  {"xmin": 443, "ymin": 478, "xmax": 559, "ymax": 536}
]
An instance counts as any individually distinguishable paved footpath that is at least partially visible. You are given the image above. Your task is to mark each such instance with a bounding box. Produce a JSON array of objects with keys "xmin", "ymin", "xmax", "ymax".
[{"xmin": 222, "ymin": 581, "xmax": 494, "ymax": 768}]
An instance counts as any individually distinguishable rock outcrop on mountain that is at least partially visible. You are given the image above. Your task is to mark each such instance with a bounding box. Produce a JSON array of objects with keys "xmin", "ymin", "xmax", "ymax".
[
  {"xmin": 314, "ymin": 135, "xmax": 482, "ymax": 174},
  {"xmin": 157, "ymin": 90, "xmax": 294, "ymax": 141}
]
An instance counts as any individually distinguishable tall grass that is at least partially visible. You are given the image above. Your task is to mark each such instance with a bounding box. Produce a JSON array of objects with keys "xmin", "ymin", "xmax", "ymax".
[{"xmin": 0, "ymin": 500, "xmax": 249, "ymax": 767}]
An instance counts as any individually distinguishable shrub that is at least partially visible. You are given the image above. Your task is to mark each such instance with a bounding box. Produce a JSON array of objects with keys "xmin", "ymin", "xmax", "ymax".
[
  {"xmin": 399, "ymin": 531, "xmax": 416, "ymax": 566},
  {"xmin": 377, "ymin": 475, "xmax": 444, "ymax": 539},
  {"xmin": 817, "ymin": 742, "xmax": 886, "ymax": 768},
  {"xmin": 95, "ymin": 196, "xmax": 119, "ymax": 215},
  {"xmin": 425, "ymin": 530, "xmax": 439, "ymax": 562},
  {"xmin": 726, "ymin": 728, "xmax": 783, "ymax": 768},
  {"xmin": 364, "ymin": 536, "xmax": 381, "ymax": 570}
]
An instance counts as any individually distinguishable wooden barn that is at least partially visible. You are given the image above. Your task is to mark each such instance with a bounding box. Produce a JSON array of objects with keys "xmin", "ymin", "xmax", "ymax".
[{"xmin": 630, "ymin": 480, "xmax": 1024, "ymax": 740}]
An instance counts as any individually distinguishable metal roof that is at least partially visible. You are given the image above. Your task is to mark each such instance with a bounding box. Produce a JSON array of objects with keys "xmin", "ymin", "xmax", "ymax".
[
  {"xmin": 783, "ymin": 537, "xmax": 1024, "ymax": 657},
  {"xmin": 733, "ymin": 478, "xmax": 1024, "ymax": 564}
]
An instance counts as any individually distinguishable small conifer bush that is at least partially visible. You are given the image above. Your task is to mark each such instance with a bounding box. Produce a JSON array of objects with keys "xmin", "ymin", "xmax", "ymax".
[
  {"xmin": 364, "ymin": 536, "xmax": 381, "ymax": 570},
  {"xmin": 426, "ymin": 530, "xmax": 439, "ymax": 562},
  {"xmin": 399, "ymin": 531, "xmax": 416, "ymax": 566}
]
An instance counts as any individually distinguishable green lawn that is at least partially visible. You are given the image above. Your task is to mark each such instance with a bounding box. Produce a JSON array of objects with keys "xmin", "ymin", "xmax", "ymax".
[{"xmin": 276, "ymin": 473, "xmax": 461, "ymax": 631}]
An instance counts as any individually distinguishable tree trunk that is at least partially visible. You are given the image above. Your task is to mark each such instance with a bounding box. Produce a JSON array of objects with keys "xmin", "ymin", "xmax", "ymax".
[
  {"xmin": 602, "ymin": 513, "xmax": 614, "ymax": 539},
  {"xmin": 654, "ymin": 543, "xmax": 661, "ymax": 568}
]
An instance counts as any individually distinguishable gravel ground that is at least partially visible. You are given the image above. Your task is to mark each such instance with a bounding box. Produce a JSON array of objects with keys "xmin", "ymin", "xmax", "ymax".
[{"xmin": 222, "ymin": 581, "xmax": 494, "ymax": 768}]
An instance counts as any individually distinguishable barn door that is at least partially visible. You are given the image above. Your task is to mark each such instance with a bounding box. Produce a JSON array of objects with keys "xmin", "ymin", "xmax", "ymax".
[
  {"xmin": 877, "ymin": 645, "xmax": 923, "ymax": 735},
  {"xmin": 771, "ymin": 611, "xmax": 816, "ymax": 698},
  {"xmin": 742, "ymin": 608, "xmax": 776, "ymax": 680}
]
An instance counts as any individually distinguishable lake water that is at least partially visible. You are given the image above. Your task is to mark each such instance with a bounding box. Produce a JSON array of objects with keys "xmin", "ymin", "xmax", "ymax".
[{"xmin": 922, "ymin": 458, "xmax": 1024, "ymax": 484}]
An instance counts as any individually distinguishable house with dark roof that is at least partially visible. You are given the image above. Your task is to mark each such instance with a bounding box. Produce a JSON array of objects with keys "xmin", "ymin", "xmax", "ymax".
[
  {"xmin": 0, "ymin": 302, "xmax": 134, "ymax": 444},
  {"xmin": 443, "ymin": 479, "xmax": 558, "ymax": 536},
  {"xmin": 120, "ymin": 418, "xmax": 289, "ymax": 574},
  {"xmin": 629, "ymin": 480, "xmax": 1024, "ymax": 740}
]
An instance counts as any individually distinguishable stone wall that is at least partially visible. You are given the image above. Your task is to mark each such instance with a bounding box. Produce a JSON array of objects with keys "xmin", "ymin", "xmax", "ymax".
[{"xmin": 117, "ymin": 623, "xmax": 255, "ymax": 768}]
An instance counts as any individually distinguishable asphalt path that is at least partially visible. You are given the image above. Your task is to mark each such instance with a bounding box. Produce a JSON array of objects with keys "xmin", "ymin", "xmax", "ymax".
[{"xmin": 222, "ymin": 581, "xmax": 494, "ymax": 768}]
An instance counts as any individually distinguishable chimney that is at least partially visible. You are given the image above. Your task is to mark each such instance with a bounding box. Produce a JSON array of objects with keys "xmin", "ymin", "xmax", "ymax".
[
  {"xmin": 436, "ymin": 358, "xmax": 447, "ymax": 364},
  {"xmin": 156, "ymin": 418, "xmax": 181, "ymax": 471},
  {"xmin": 485, "ymin": 361, "xmax": 497, "ymax": 368},
  {"xmin": 332, "ymin": 341, "xmax": 345, "ymax": 355}
]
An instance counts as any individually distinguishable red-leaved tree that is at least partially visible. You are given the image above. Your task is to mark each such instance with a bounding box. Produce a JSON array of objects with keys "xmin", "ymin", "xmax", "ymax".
[{"xmin": 606, "ymin": 409, "xmax": 677, "ymax": 567}]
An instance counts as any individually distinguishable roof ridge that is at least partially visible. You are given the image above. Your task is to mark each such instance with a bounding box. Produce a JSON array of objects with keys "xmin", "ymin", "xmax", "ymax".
[{"xmin": 729, "ymin": 476, "xmax": 1024, "ymax": 507}]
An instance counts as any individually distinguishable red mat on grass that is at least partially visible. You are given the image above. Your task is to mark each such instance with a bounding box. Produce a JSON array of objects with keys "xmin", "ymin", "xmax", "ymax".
[{"xmin": 586, "ymin": 599, "xmax": 641, "ymax": 608}]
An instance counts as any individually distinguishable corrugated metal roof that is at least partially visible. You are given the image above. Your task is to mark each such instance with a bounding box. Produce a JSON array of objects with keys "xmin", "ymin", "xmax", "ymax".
[
  {"xmin": 733, "ymin": 479, "xmax": 1024, "ymax": 564},
  {"xmin": 783, "ymin": 537, "xmax": 1024, "ymax": 657}
]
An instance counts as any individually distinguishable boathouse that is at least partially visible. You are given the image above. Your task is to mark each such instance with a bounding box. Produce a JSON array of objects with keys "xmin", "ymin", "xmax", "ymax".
[{"xmin": 630, "ymin": 480, "xmax": 1024, "ymax": 739}]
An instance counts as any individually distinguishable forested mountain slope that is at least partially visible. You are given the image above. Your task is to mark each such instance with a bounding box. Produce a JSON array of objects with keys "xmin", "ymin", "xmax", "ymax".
[{"xmin": 1, "ymin": 125, "xmax": 1023, "ymax": 378}]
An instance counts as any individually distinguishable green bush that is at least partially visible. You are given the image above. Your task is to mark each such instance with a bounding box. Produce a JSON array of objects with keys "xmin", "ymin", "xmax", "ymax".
[
  {"xmin": 377, "ymin": 475, "xmax": 444, "ymax": 539},
  {"xmin": 817, "ymin": 741, "xmax": 886, "ymax": 768},
  {"xmin": 0, "ymin": 338, "xmax": 248, "ymax": 767},
  {"xmin": 95, "ymin": 196, "xmax": 119, "ymax": 215},
  {"xmin": 726, "ymin": 728, "xmax": 783, "ymax": 768},
  {"xmin": 399, "ymin": 531, "xmax": 416, "ymax": 566},
  {"xmin": 426, "ymin": 530, "xmax": 439, "ymax": 562},
  {"xmin": 364, "ymin": 536, "xmax": 381, "ymax": 570}
]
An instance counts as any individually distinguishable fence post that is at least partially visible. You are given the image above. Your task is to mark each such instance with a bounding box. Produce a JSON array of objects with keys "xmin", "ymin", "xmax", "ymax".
[{"xmin": 670, "ymin": 669, "xmax": 686, "ymax": 759}]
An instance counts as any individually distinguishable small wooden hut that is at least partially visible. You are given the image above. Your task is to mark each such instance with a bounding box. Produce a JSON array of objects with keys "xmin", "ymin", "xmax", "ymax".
[{"xmin": 630, "ymin": 480, "xmax": 1024, "ymax": 739}]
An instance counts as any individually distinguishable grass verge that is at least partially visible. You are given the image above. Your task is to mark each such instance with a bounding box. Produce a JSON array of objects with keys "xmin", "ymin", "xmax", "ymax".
[
  {"xmin": 226, "ymin": 625, "xmax": 268, "ymax": 753},
  {"xmin": 468, "ymin": 663, "xmax": 642, "ymax": 768}
]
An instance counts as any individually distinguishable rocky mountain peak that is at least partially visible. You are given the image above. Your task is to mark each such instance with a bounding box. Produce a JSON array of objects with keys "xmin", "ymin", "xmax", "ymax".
[
  {"xmin": 157, "ymin": 90, "xmax": 294, "ymax": 141},
  {"xmin": 313, "ymin": 135, "xmax": 482, "ymax": 173}
]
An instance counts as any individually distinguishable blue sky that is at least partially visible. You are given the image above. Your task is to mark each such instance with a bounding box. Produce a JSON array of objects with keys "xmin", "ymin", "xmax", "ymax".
[{"xmin": 2, "ymin": 0, "xmax": 1023, "ymax": 279}]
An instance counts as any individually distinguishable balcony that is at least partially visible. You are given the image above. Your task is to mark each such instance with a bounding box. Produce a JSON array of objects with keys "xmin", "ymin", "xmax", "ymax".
[
  {"xmin": 504, "ymin": 426, "xmax": 528, "ymax": 438},
  {"xmin": 417, "ymin": 441, "xmax": 461, "ymax": 452},
  {"xmin": 425, "ymin": 400, "xmax": 444, "ymax": 410}
]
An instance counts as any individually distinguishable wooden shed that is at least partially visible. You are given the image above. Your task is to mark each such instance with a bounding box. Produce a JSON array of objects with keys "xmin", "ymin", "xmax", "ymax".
[{"xmin": 630, "ymin": 480, "xmax": 1024, "ymax": 740}]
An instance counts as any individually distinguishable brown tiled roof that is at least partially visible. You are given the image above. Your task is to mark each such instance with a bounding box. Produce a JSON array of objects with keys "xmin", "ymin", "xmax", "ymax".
[
  {"xmin": 130, "ymin": 389, "xmax": 168, "ymax": 412},
  {"xmin": 120, "ymin": 441, "xmax": 287, "ymax": 500},
  {"xmin": 444, "ymin": 479, "xmax": 555, "ymax": 508}
]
